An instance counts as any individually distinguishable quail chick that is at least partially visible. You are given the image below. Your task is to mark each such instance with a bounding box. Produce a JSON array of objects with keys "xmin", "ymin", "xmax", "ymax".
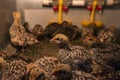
[
  {"xmin": 97, "ymin": 26, "xmax": 117, "ymax": 44},
  {"xmin": 9, "ymin": 12, "xmax": 38, "ymax": 53},
  {"xmin": 50, "ymin": 34, "xmax": 93, "ymax": 73}
]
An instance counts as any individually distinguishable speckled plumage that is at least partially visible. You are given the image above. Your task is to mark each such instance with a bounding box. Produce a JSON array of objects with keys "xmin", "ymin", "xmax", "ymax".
[
  {"xmin": 90, "ymin": 43, "xmax": 120, "ymax": 70},
  {"xmin": 9, "ymin": 12, "xmax": 38, "ymax": 48},
  {"xmin": 81, "ymin": 24, "xmax": 95, "ymax": 38},
  {"xmin": 72, "ymin": 70, "xmax": 98, "ymax": 80},
  {"xmin": 81, "ymin": 35, "xmax": 120, "ymax": 78},
  {"xmin": 1, "ymin": 60, "xmax": 27, "ymax": 80},
  {"xmin": 81, "ymin": 27, "xmax": 94, "ymax": 37},
  {"xmin": 34, "ymin": 56, "xmax": 61, "ymax": 80},
  {"xmin": 32, "ymin": 24, "xmax": 44, "ymax": 36},
  {"xmin": 58, "ymin": 46, "xmax": 94, "ymax": 73},
  {"xmin": 58, "ymin": 46, "xmax": 90, "ymax": 65},
  {"xmin": 97, "ymin": 26, "xmax": 116, "ymax": 44},
  {"xmin": 50, "ymin": 34, "xmax": 92, "ymax": 73}
]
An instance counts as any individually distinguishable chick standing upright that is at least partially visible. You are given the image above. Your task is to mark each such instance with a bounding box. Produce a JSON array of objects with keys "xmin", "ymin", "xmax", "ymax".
[{"xmin": 9, "ymin": 12, "xmax": 38, "ymax": 52}]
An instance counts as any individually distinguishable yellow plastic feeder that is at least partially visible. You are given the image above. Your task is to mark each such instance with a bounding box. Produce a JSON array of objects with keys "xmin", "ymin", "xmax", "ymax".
[
  {"xmin": 49, "ymin": 0, "xmax": 63, "ymax": 24},
  {"xmin": 81, "ymin": 0, "xmax": 103, "ymax": 27},
  {"xmin": 58, "ymin": 0, "xmax": 63, "ymax": 24},
  {"xmin": 49, "ymin": 0, "xmax": 71, "ymax": 24}
]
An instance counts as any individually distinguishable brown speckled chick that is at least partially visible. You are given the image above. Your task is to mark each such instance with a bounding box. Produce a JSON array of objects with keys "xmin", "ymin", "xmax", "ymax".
[
  {"xmin": 83, "ymin": 35, "xmax": 120, "ymax": 79},
  {"xmin": 0, "ymin": 50, "xmax": 32, "ymax": 63},
  {"xmin": 82, "ymin": 35, "xmax": 99, "ymax": 47},
  {"xmin": 50, "ymin": 34, "xmax": 93, "ymax": 73},
  {"xmin": 9, "ymin": 12, "xmax": 38, "ymax": 52},
  {"xmin": 52, "ymin": 64, "xmax": 98, "ymax": 80},
  {"xmin": 0, "ymin": 56, "xmax": 45, "ymax": 80},
  {"xmin": 81, "ymin": 23, "xmax": 95, "ymax": 38},
  {"xmin": 0, "ymin": 51, "xmax": 44, "ymax": 80},
  {"xmin": 0, "ymin": 59, "xmax": 27, "ymax": 80},
  {"xmin": 32, "ymin": 56, "xmax": 85, "ymax": 80},
  {"xmin": 51, "ymin": 64, "xmax": 72, "ymax": 80},
  {"xmin": 97, "ymin": 26, "xmax": 117, "ymax": 44},
  {"xmin": 26, "ymin": 63, "xmax": 45, "ymax": 80},
  {"xmin": 34, "ymin": 56, "xmax": 61, "ymax": 80},
  {"xmin": 32, "ymin": 24, "xmax": 44, "ymax": 40},
  {"xmin": 71, "ymin": 70, "xmax": 98, "ymax": 80},
  {"xmin": 32, "ymin": 24, "xmax": 44, "ymax": 37}
]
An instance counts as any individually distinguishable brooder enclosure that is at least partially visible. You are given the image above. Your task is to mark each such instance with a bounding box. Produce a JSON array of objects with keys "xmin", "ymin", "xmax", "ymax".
[{"xmin": 0, "ymin": 0, "xmax": 120, "ymax": 80}]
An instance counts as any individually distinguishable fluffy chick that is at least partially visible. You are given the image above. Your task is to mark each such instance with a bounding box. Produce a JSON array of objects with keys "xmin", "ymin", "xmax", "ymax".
[
  {"xmin": 34, "ymin": 56, "xmax": 62, "ymax": 80},
  {"xmin": 97, "ymin": 26, "xmax": 117, "ymax": 44},
  {"xmin": 0, "ymin": 59, "xmax": 27, "ymax": 80},
  {"xmin": 26, "ymin": 63, "xmax": 45, "ymax": 80},
  {"xmin": 9, "ymin": 12, "xmax": 38, "ymax": 53},
  {"xmin": 32, "ymin": 24, "xmax": 44, "ymax": 40},
  {"xmin": 50, "ymin": 34, "xmax": 93, "ymax": 73},
  {"xmin": 51, "ymin": 64, "xmax": 72, "ymax": 80}
]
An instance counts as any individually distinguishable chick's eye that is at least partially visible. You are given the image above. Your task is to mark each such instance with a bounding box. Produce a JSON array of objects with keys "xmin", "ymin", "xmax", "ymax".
[
  {"xmin": 89, "ymin": 39, "xmax": 94, "ymax": 41},
  {"xmin": 56, "ymin": 38, "xmax": 60, "ymax": 40}
]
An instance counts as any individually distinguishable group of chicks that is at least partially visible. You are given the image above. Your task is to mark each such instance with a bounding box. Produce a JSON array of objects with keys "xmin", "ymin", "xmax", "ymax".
[
  {"xmin": 0, "ymin": 50, "xmax": 97, "ymax": 80},
  {"xmin": 1, "ymin": 32, "xmax": 120, "ymax": 80},
  {"xmin": 6, "ymin": 11, "xmax": 120, "ymax": 80},
  {"xmin": 9, "ymin": 11, "xmax": 117, "ymax": 53},
  {"xmin": 81, "ymin": 23, "xmax": 117, "ymax": 46},
  {"xmin": 50, "ymin": 33, "xmax": 120, "ymax": 80}
]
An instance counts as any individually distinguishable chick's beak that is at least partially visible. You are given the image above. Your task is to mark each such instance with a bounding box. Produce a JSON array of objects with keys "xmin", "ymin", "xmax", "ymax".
[
  {"xmin": 26, "ymin": 66, "xmax": 30, "ymax": 75},
  {"xmin": 26, "ymin": 63, "xmax": 35, "ymax": 75},
  {"xmin": 50, "ymin": 38, "xmax": 56, "ymax": 43}
]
